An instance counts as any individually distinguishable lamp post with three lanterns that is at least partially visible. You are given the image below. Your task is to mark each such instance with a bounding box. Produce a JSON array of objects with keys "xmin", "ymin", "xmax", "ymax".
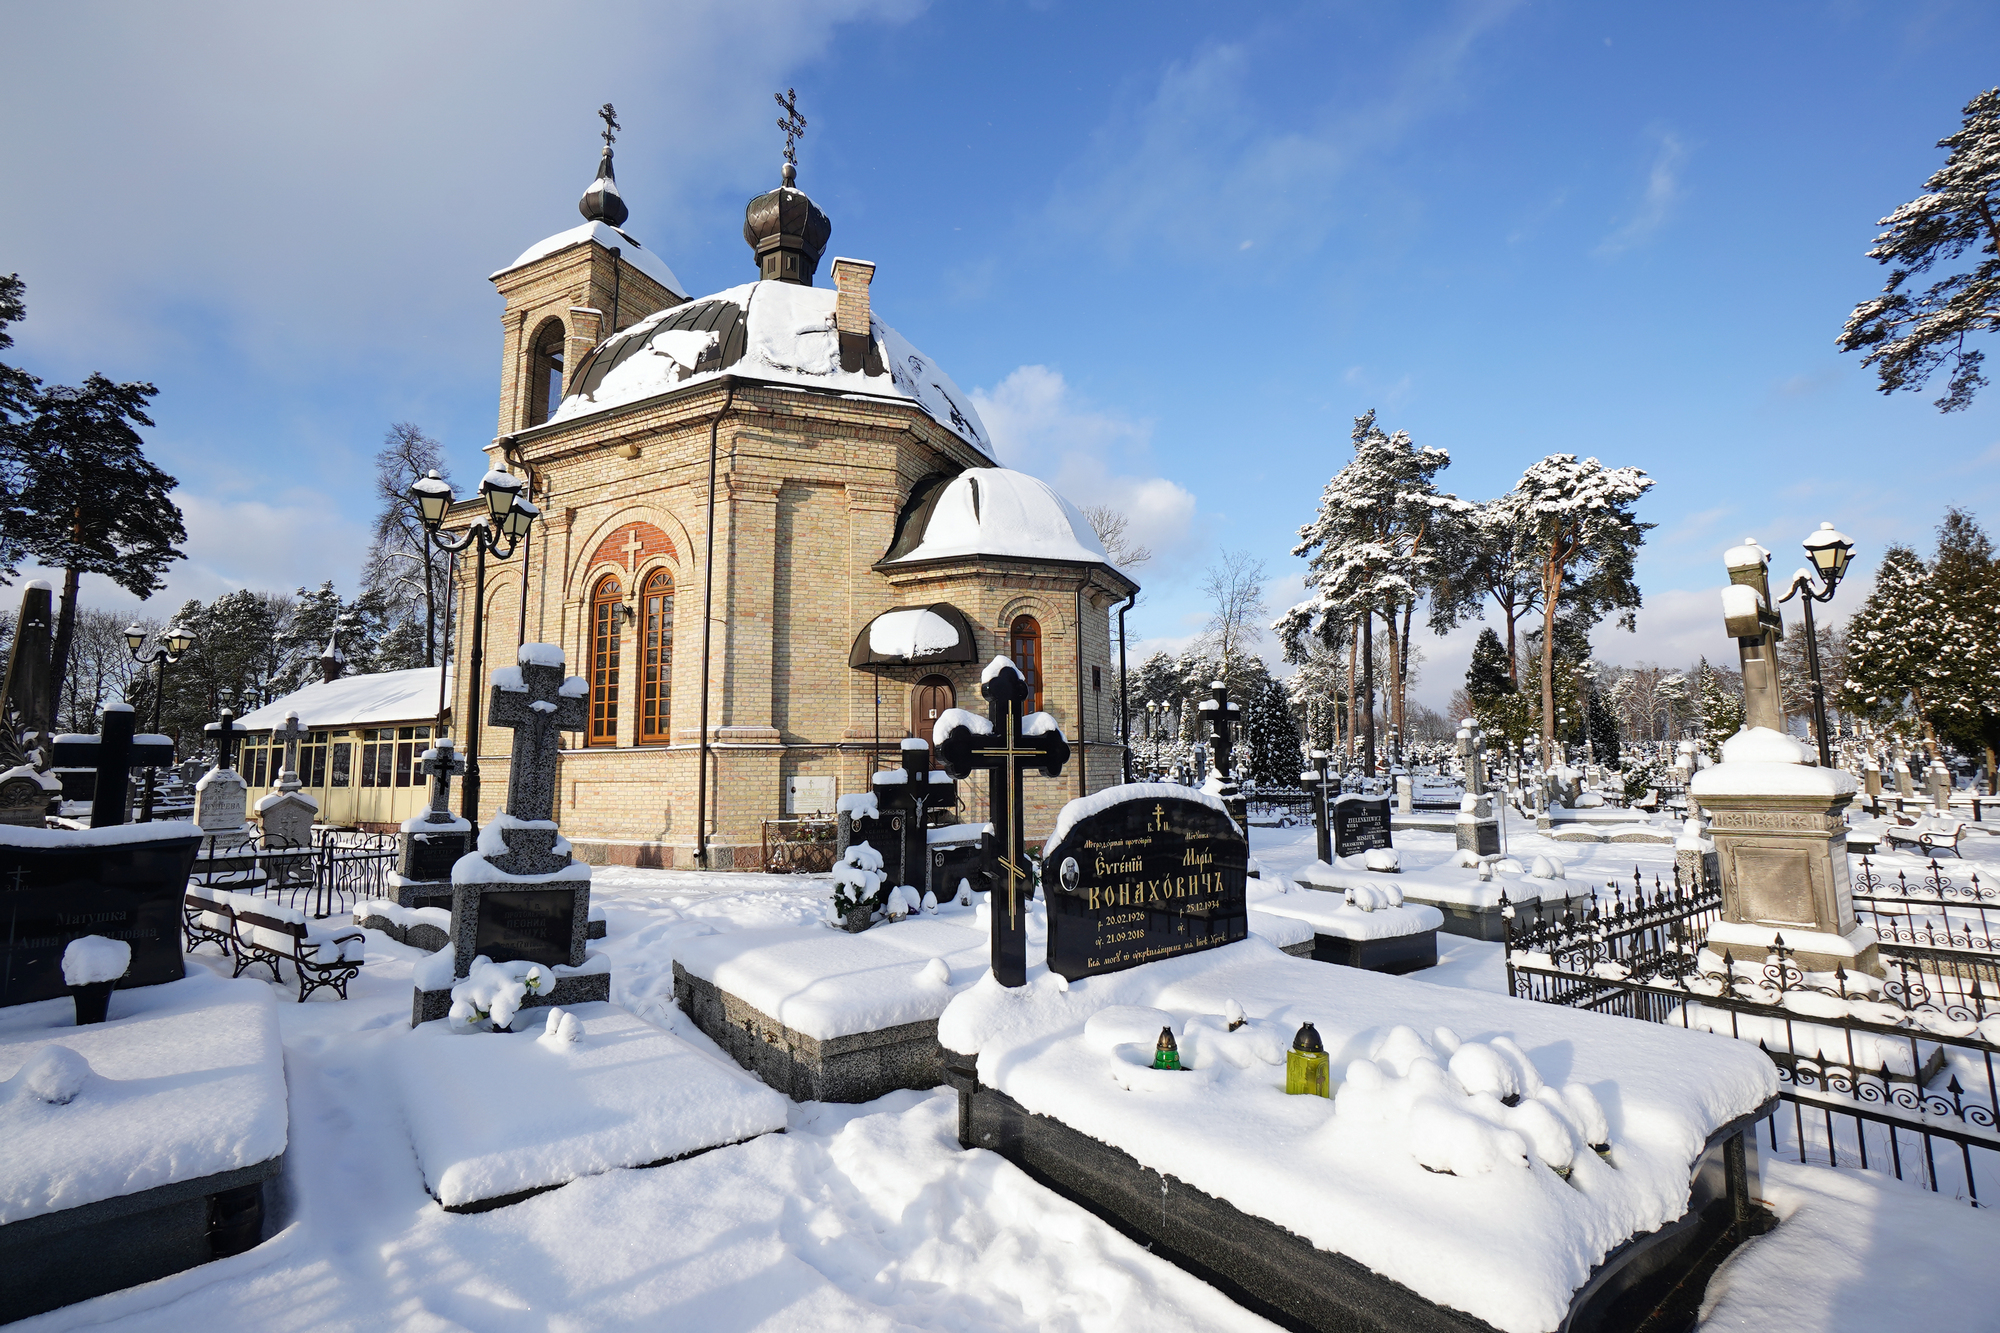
[
  {"xmin": 407, "ymin": 466, "xmax": 539, "ymax": 826},
  {"xmin": 124, "ymin": 622, "xmax": 195, "ymax": 822}
]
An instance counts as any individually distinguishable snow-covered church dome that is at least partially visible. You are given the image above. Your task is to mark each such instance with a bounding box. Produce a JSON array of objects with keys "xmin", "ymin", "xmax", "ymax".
[
  {"xmin": 885, "ymin": 468, "xmax": 1108, "ymax": 567},
  {"xmin": 549, "ymin": 281, "xmax": 991, "ymax": 453}
]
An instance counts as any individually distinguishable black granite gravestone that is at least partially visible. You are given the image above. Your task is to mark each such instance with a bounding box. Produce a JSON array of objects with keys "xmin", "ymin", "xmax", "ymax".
[
  {"xmin": 1332, "ymin": 793, "xmax": 1393, "ymax": 858},
  {"xmin": 0, "ymin": 830, "xmax": 200, "ymax": 1005},
  {"xmin": 51, "ymin": 706, "xmax": 174, "ymax": 829},
  {"xmin": 472, "ymin": 888, "xmax": 577, "ymax": 967},
  {"xmin": 1042, "ymin": 788, "xmax": 1248, "ymax": 982},
  {"xmin": 406, "ymin": 834, "xmax": 464, "ymax": 883}
]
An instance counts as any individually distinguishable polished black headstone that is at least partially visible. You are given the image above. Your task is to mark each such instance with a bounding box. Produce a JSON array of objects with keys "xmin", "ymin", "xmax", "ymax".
[
  {"xmin": 403, "ymin": 829, "xmax": 469, "ymax": 882},
  {"xmin": 472, "ymin": 888, "xmax": 576, "ymax": 967},
  {"xmin": 1043, "ymin": 788, "xmax": 1247, "ymax": 982},
  {"xmin": 1332, "ymin": 793, "xmax": 1393, "ymax": 858},
  {"xmin": 1, "ymin": 831, "xmax": 199, "ymax": 1006}
]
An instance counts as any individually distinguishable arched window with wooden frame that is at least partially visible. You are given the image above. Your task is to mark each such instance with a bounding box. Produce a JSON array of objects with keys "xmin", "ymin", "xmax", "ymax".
[
  {"xmin": 638, "ymin": 567, "xmax": 674, "ymax": 744},
  {"xmin": 588, "ymin": 574, "xmax": 623, "ymax": 745},
  {"xmin": 1009, "ymin": 615, "xmax": 1044, "ymax": 712},
  {"xmin": 527, "ymin": 318, "xmax": 567, "ymax": 427}
]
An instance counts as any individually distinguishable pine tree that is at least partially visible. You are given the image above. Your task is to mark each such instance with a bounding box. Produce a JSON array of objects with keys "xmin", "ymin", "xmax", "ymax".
[
  {"xmin": 1491, "ymin": 454, "xmax": 1653, "ymax": 758},
  {"xmin": 1840, "ymin": 543, "xmax": 1940, "ymax": 739},
  {"xmin": 1927, "ymin": 509, "xmax": 2000, "ymax": 786},
  {"xmin": 1466, "ymin": 627, "xmax": 1513, "ymax": 702},
  {"xmin": 1696, "ymin": 658, "xmax": 1746, "ymax": 754},
  {"xmin": 1838, "ymin": 88, "xmax": 2000, "ymax": 413},
  {"xmin": 1586, "ymin": 686, "xmax": 1621, "ymax": 768}
]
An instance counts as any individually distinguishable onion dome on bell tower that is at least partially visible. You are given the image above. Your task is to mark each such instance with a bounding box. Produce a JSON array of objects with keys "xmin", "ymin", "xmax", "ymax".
[
  {"xmin": 744, "ymin": 89, "xmax": 831, "ymax": 285},
  {"xmin": 578, "ymin": 102, "xmax": 630, "ymax": 229}
]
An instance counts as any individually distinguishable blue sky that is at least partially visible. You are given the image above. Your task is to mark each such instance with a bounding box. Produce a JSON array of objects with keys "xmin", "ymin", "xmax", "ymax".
[{"xmin": 4, "ymin": 1, "xmax": 1996, "ymax": 708}]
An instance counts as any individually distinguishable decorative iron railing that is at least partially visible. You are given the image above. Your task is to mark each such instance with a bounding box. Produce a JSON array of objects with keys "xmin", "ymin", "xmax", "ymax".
[
  {"xmin": 1853, "ymin": 856, "xmax": 1996, "ymax": 956},
  {"xmin": 761, "ymin": 818, "xmax": 836, "ymax": 874},
  {"xmin": 1504, "ymin": 867, "xmax": 2000, "ymax": 1206},
  {"xmin": 191, "ymin": 828, "xmax": 399, "ymax": 919}
]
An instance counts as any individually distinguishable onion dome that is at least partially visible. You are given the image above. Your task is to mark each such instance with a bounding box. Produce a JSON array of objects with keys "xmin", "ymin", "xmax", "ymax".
[
  {"xmin": 578, "ymin": 145, "xmax": 629, "ymax": 229},
  {"xmin": 743, "ymin": 162, "xmax": 831, "ymax": 285}
]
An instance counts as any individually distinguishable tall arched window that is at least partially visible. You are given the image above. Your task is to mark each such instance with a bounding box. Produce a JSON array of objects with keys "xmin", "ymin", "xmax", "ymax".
[
  {"xmin": 639, "ymin": 568, "xmax": 674, "ymax": 744},
  {"xmin": 589, "ymin": 574, "xmax": 622, "ymax": 745},
  {"xmin": 528, "ymin": 320, "xmax": 566, "ymax": 427},
  {"xmin": 1009, "ymin": 615, "xmax": 1043, "ymax": 712}
]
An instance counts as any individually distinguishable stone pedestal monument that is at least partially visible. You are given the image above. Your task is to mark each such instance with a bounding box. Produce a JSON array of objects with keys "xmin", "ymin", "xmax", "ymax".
[
  {"xmin": 388, "ymin": 738, "xmax": 470, "ymax": 909},
  {"xmin": 253, "ymin": 712, "xmax": 319, "ymax": 888},
  {"xmin": 1696, "ymin": 539, "xmax": 1874, "ymax": 977},
  {"xmin": 191, "ymin": 708, "xmax": 262, "ymax": 888},
  {"xmin": 1454, "ymin": 719, "xmax": 1500, "ymax": 857},
  {"xmin": 414, "ymin": 646, "xmax": 605, "ymax": 1024}
]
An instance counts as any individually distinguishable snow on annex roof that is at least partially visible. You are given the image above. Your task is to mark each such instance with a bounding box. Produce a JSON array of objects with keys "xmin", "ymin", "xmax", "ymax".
[
  {"xmin": 492, "ymin": 221, "xmax": 687, "ymax": 299},
  {"xmin": 234, "ymin": 667, "xmax": 448, "ymax": 734},
  {"xmin": 890, "ymin": 468, "xmax": 1108, "ymax": 567},
  {"xmin": 544, "ymin": 280, "xmax": 992, "ymax": 454}
]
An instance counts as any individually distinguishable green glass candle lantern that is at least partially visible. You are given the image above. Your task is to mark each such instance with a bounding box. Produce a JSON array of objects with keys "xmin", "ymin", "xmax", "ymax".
[
  {"xmin": 1286, "ymin": 1021, "xmax": 1330, "ymax": 1097},
  {"xmin": 1152, "ymin": 1026, "xmax": 1182, "ymax": 1071}
]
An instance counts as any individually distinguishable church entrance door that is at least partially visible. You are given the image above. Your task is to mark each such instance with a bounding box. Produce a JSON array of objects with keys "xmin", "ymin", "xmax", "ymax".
[{"xmin": 912, "ymin": 676, "xmax": 955, "ymax": 767}]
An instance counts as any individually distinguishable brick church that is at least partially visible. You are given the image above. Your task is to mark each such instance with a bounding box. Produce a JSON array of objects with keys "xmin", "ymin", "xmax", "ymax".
[{"xmin": 444, "ymin": 117, "xmax": 1138, "ymax": 868}]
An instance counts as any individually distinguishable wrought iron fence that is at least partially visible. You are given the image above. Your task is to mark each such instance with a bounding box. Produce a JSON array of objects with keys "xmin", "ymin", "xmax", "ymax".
[
  {"xmin": 191, "ymin": 828, "xmax": 399, "ymax": 919},
  {"xmin": 1503, "ymin": 869, "xmax": 2000, "ymax": 1206},
  {"xmin": 762, "ymin": 818, "xmax": 836, "ymax": 874},
  {"xmin": 1853, "ymin": 856, "xmax": 1996, "ymax": 957}
]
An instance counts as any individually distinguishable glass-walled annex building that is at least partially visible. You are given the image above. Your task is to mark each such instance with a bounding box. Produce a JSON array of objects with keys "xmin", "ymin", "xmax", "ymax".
[{"xmin": 233, "ymin": 667, "xmax": 450, "ymax": 832}]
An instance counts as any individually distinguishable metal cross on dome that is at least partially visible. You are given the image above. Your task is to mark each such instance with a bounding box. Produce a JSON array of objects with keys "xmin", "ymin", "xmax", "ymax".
[
  {"xmin": 934, "ymin": 660, "xmax": 1069, "ymax": 988},
  {"xmin": 774, "ymin": 88, "xmax": 806, "ymax": 167},
  {"xmin": 599, "ymin": 102, "xmax": 619, "ymax": 149}
]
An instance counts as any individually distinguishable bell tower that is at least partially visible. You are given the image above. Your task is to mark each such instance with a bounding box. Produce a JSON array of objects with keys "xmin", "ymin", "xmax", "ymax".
[{"xmin": 491, "ymin": 104, "xmax": 687, "ymax": 437}]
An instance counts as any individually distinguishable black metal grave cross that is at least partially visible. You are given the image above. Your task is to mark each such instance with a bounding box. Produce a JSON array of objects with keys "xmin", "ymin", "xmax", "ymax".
[
  {"xmin": 875, "ymin": 741, "xmax": 955, "ymax": 898},
  {"xmin": 50, "ymin": 704, "xmax": 173, "ymax": 829},
  {"xmin": 774, "ymin": 88, "xmax": 806, "ymax": 167},
  {"xmin": 1198, "ymin": 679, "xmax": 1240, "ymax": 784},
  {"xmin": 205, "ymin": 706, "xmax": 248, "ymax": 772},
  {"xmin": 419, "ymin": 738, "xmax": 467, "ymax": 825},
  {"xmin": 934, "ymin": 661, "xmax": 1068, "ymax": 987},
  {"xmin": 488, "ymin": 660, "xmax": 588, "ymax": 823},
  {"xmin": 1300, "ymin": 751, "xmax": 1334, "ymax": 864}
]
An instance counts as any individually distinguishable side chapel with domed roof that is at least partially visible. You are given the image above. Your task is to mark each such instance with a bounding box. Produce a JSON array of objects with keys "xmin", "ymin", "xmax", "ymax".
[{"xmin": 445, "ymin": 111, "xmax": 1138, "ymax": 868}]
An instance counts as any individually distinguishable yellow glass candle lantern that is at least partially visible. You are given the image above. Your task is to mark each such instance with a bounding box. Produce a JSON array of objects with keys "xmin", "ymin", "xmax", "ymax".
[
  {"xmin": 1152, "ymin": 1026, "xmax": 1182, "ymax": 1071},
  {"xmin": 1286, "ymin": 1021, "xmax": 1330, "ymax": 1097}
]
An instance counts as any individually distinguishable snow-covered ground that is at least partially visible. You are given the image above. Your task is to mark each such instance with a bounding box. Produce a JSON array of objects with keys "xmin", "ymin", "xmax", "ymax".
[{"xmin": 14, "ymin": 822, "xmax": 2000, "ymax": 1331}]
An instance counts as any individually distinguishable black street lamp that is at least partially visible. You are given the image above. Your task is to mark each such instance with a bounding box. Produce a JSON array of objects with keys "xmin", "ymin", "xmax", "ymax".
[
  {"xmin": 407, "ymin": 467, "xmax": 537, "ymax": 826},
  {"xmin": 1779, "ymin": 521, "xmax": 1856, "ymax": 769},
  {"xmin": 126, "ymin": 622, "xmax": 195, "ymax": 822}
]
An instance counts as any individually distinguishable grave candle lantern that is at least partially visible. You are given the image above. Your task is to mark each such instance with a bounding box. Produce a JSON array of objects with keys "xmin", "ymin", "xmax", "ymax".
[
  {"xmin": 1152, "ymin": 1026, "xmax": 1182, "ymax": 1071},
  {"xmin": 1286, "ymin": 1021, "xmax": 1329, "ymax": 1097}
]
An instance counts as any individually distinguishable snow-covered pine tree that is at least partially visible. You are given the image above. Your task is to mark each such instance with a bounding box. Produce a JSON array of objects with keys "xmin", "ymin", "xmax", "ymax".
[
  {"xmin": 1839, "ymin": 542, "xmax": 1940, "ymax": 743},
  {"xmin": 1838, "ymin": 87, "xmax": 2000, "ymax": 413},
  {"xmin": 1586, "ymin": 686, "xmax": 1620, "ymax": 768},
  {"xmin": 1243, "ymin": 665, "xmax": 1304, "ymax": 787},
  {"xmin": 1491, "ymin": 454, "xmax": 1653, "ymax": 759},
  {"xmin": 1466, "ymin": 627, "xmax": 1513, "ymax": 701},
  {"xmin": 1695, "ymin": 658, "xmax": 1746, "ymax": 756},
  {"xmin": 1276, "ymin": 410, "xmax": 1471, "ymax": 772}
]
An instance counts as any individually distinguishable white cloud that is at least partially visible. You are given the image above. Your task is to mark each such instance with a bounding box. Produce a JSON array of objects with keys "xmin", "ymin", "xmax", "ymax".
[
  {"xmin": 971, "ymin": 365, "xmax": 1205, "ymax": 572},
  {"xmin": 1596, "ymin": 130, "xmax": 1688, "ymax": 257}
]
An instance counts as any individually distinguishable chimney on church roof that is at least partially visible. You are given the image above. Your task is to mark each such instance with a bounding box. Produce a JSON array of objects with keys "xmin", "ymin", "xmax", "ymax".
[
  {"xmin": 579, "ymin": 103, "xmax": 630, "ymax": 229},
  {"xmin": 831, "ymin": 258, "xmax": 874, "ymax": 373}
]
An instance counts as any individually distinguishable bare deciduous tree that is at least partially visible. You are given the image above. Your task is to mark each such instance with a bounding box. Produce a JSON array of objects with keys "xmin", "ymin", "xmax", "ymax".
[{"xmin": 1080, "ymin": 504, "xmax": 1152, "ymax": 570}]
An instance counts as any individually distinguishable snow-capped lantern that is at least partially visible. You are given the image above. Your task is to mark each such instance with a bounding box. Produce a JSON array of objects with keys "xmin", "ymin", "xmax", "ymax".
[{"xmin": 1286, "ymin": 1021, "xmax": 1330, "ymax": 1098}]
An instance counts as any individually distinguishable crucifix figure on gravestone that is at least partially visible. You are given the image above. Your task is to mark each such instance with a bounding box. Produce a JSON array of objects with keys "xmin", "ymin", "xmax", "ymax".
[
  {"xmin": 935, "ymin": 660, "xmax": 1069, "ymax": 988},
  {"xmin": 50, "ymin": 705, "xmax": 173, "ymax": 829},
  {"xmin": 271, "ymin": 711, "xmax": 307, "ymax": 794},
  {"xmin": 489, "ymin": 660, "xmax": 589, "ymax": 826},
  {"xmin": 420, "ymin": 738, "xmax": 467, "ymax": 825}
]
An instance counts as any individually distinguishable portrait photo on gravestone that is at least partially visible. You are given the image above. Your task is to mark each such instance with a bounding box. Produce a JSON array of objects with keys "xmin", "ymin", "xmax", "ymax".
[{"xmin": 1041, "ymin": 784, "xmax": 1248, "ymax": 981}]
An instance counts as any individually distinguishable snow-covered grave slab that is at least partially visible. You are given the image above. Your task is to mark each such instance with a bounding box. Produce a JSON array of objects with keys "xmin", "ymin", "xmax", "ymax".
[
  {"xmin": 1298, "ymin": 854, "xmax": 1589, "ymax": 943},
  {"xmin": 675, "ymin": 893, "xmax": 1315, "ymax": 1103},
  {"xmin": 0, "ymin": 970, "xmax": 286, "ymax": 1322},
  {"xmin": 1249, "ymin": 876, "xmax": 1442, "ymax": 973},
  {"xmin": 938, "ymin": 938, "xmax": 1778, "ymax": 1333},
  {"xmin": 394, "ymin": 1001, "xmax": 786, "ymax": 1212}
]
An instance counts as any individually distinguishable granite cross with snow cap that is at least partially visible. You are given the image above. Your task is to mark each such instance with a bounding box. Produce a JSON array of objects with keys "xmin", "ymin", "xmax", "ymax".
[
  {"xmin": 489, "ymin": 646, "xmax": 589, "ymax": 826},
  {"xmin": 272, "ymin": 711, "xmax": 307, "ymax": 793},
  {"xmin": 934, "ymin": 658, "xmax": 1068, "ymax": 988},
  {"xmin": 419, "ymin": 738, "xmax": 467, "ymax": 825}
]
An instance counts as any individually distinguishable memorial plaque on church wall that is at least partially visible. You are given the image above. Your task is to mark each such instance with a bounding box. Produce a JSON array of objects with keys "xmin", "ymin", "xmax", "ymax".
[
  {"xmin": 472, "ymin": 889, "xmax": 578, "ymax": 967},
  {"xmin": 1332, "ymin": 794, "xmax": 1393, "ymax": 858},
  {"xmin": 1043, "ymin": 790, "xmax": 1247, "ymax": 982},
  {"xmin": 1, "ymin": 832, "xmax": 199, "ymax": 1006}
]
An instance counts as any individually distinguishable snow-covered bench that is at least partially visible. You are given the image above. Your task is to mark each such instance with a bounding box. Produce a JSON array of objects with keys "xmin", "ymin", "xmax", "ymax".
[
  {"xmin": 181, "ymin": 886, "xmax": 368, "ymax": 1001},
  {"xmin": 1885, "ymin": 815, "xmax": 1967, "ymax": 858}
]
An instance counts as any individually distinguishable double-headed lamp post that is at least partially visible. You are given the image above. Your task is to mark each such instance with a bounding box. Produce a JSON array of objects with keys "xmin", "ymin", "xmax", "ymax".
[
  {"xmin": 125, "ymin": 622, "xmax": 196, "ymax": 822},
  {"xmin": 1778, "ymin": 521, "xmax": 1857, "ymax": 769},
  {"xmin": 407, "ymin": 467, "xmax": 539, "ymax": 826}
]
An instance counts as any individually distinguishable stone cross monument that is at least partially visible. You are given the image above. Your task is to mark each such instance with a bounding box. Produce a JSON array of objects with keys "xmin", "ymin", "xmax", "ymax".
[
  {"xmin": 1455, "ymin": 718, "xmax": 1500, "ymax": 857},
  {"xmin": 1198, "ymin": 680, "xmax": 1246, "ymax": 826},
  {"xmin": 254, "ymin": 711, "xmax": 319, "ymax": 867},
  {"xmin": 391, "ymin": 738, "xmax": 469, "ymax": 906},
  {"xmin": 935, "ymin": 659, "xmax": 1070, "ymax": 988},
  {"xmin": 1720, "ymin": 539, "xmax": 1787, "ymax": 734}
]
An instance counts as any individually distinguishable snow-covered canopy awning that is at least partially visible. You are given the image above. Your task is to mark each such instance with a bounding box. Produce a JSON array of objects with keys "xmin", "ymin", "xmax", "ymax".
[
  {"xmin": 233, "ymin": 668, "xmax": 449, "ymax": 734},
  {"xmin": 848, "ymin": 604, "xmax": 978, "ymax": 674}
]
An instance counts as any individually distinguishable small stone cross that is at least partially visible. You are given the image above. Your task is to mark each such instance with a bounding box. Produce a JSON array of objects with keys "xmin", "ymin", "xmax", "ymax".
[
  {"xmin": 934, "ymin": 659, "xmax": 1069, "ymax": 987},
  {"xmin": 622, "ymin": 528, "xmax": 645, "ymax": 572},
  {"xmin": 488, "ymin": 652, "xmax": 589, "ymax": 823},
  {"xmin": 419, "ymin": 738, "xmax": 467, "ymax": 825},
  {"xmin": 205, "ymin": 706, "xmax": 248, "ymax": 772},
  {"xmin": 50, "ymin": 705, "xmax": 173, "ymax": 829},
  {"xmin": 272, "ymin": 711, "xmax": 307, "ymax": 793}
]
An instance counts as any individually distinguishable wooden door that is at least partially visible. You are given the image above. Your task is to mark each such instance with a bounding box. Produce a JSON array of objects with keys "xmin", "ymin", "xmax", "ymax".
[{"xmin": 911, "ymin": 676, "xmax": 955, "ymax": 764}]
